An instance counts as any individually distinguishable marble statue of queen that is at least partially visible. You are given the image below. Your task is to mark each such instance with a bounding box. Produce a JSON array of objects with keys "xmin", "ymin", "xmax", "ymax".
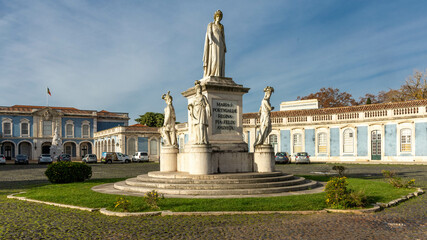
[
  {"xmin": 254, "ymin": 86, "xmax": 275, "ymax": 146},
  {"xmin": 188, "ymin": 81, "xmax": 211, "ymax": 144},
  {"xmin": 203, "ymin": 10, "xmax": 226, "ymax": 78},
  {"xmin": 161, "ymin": 91, "xmax": 177, "ymax": 147}
]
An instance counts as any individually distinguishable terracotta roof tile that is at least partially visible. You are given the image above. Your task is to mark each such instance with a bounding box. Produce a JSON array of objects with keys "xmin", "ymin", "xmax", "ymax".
[
  {"xmin": 2, "ymin": 105, "xmax": 94, "ymax": 114},
  {"xmin": 97, "ymin": 110, "xmax": 120, "ymax": 117},
  {"xmin": 125, "ymin": 124, "xmax": 159, "ymax": 132},
  {"xmin": 243, "ymin": 99, "xmax": 427, "ymax": 119}
]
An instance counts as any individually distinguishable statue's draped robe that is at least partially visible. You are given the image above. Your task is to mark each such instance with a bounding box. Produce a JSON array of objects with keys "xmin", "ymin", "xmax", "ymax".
[
  {"xmin": 163, "ymin": 104, "xmax": 176, "ymax": 131},
  {"xmin": 192, "ymin": 94, "xmax": 210, "ymax": 144},
  {"xmin": 203, "ymin": 22, "xmax": 226, "ymax": 77},
  {"xmin": 162, "ymin": 103, "xmax": 177, "ymax": 146},
  {"xmin": 255, "ymin": 99, "xmax": 272, "ymax": 145}
]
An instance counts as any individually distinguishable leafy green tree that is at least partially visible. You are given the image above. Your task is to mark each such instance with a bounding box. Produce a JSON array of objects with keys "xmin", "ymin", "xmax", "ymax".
[{"xmin": 135, "ymin": 112, "xmax": 164, "ymax": 127}]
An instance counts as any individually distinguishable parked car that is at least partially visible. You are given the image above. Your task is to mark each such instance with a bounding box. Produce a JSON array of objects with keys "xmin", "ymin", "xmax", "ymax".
[
  {"xmin": 101, "ymin": 152, "xmax": 131, "ymax": 164},
  {"xmin": 295, "ymin": 152, "xmax": 310, "ymax": 164},
  {"xmin": 132, "ymin": 152, "xmax": 149, "ymax": 162},
  {"xmin": 82, "ymin": 154, "xmax": 97, "ymax": 164},
  {"xmin": 275, "ymin": 152, "xmax": 290, "ymax": 164},
  {"xmin": 15, "ymin": 154, "xmax": 29, "ymax": 165},
  {"xmin": 57, "ymin": 154, "xmax": 71, "ymax": 162},
  {"xmin": 38, "ymin": 154, "xmax": 53, "ymax": 164},
  {"xmin": 0, "ymin": 154, "xmax": 6, "ymax": 165}
]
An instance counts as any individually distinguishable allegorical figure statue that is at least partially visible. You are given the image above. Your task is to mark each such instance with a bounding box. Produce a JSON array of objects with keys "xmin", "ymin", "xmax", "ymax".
[
  {"xmin": 161, "ymin": 91, "xmax": 177, "ymax": 147},
  {"xmin": 188, "ymin": 81, "xmax": 211, "ymax": 144},
  {"xmin": 203, "ymin": 10, "xmax": 226, "ymax": 78},
  {"xmin": 254, "ymin": 86, "xmax": 275, "ymax": 146},
  {"xmin": 50, "ymin": 122, "xmax": 63, "ymax": 159}
]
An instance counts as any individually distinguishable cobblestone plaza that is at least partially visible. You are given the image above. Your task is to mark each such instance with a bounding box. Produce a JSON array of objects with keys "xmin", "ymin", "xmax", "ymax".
[{"xmin": 1, "ymin": 163, "xmax": 425, "ymax": 239}]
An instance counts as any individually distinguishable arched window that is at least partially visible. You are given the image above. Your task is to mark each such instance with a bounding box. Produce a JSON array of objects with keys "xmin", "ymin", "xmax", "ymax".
[
  {"xmin": 128, "ymin": 138, "xmax": 136, "ymax": 156},
  {"xmin": 400, "ymin": 128, "xmax": 412, "ymax": 152},
  {"xmin": 179, "ymin": 136, "xmax": 184, "ymax": 149},
  {"xmin": 2, "ymin": 118, "xmax": 12, "ymax": 137},
  {"xmin": 293, "ymin": 133, "xmax": 302, "ymax": 153},
  {"xmin": 20, "ymin": 119, "xmax": 30, "ymax": 137},
  {"xmin": 66, "ymin": 121, "xmax": 74, "ymax": 138},
  {"xmin": 150, "ymin": 139, "xmax": 158, "ymax": 155},
  {"xmin": 43, "ymin": 120, "xmax": 52, "ymax": 136},
  {"xmin": 318, "ymin": 132, "xmax": 327, "ymax": 154},
  {"xmin": 81, "ymin": 121, "xmax": 90, "ymax": 138},
  {"xmin": 343, "ymin": 129, "xmax": 354, "ymax": 153},
  {"xmin": 269, "ymin": 134, "xmax": 278, "ymax": 153}
]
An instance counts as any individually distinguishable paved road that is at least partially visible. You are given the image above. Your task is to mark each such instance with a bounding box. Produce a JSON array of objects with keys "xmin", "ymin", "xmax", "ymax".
[{"xmin": 0, "ymin": 163, "xmax": 426, "ymax": 239}]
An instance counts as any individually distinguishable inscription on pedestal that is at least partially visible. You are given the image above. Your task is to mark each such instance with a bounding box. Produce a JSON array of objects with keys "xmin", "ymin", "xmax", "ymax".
[{"xmin": 212, "ymin": 99, "xmax": 237, "ymax": 134}]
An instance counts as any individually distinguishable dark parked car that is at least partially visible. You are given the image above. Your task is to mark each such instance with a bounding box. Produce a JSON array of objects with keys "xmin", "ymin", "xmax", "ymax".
[
  {"xmin": 15, "ymin": 154, "xmax": 29, "ymax": 165},
  {"xmin": 38, "ymin": 154, "xmax": 53, "ymax": 164},
  {"xmin": 275, "ymin": 152, "xmax": 290, "ymax": 164},
  {"xmin": 57, "ymin": 154, "xmax": 71, "ymax": 162},
  {"xmin": 295, "ymin": 152, "xmax": 310, "ymax": 164}
]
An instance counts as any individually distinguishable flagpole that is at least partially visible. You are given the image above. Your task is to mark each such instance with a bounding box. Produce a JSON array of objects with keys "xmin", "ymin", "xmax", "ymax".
[{"xmin": 47, "ymin": 86, "xmax": 49, "ymax": 107}]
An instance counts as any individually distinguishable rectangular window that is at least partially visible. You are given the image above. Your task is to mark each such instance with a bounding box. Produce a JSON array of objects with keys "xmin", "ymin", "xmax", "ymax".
[
  {"xmin": 293, "ymin": 134, "xmax": 302, "ymax": 153},
  {"xmin": 343, "ymin": 130, "xmax": 354, "ymax": 153},
  {"xmin": 3, "ymin": 122, "xmax": 11, "ymax": 136},
  {"xmin": 82, "ymin": 125, "xmax": 89, "ymax": 137},
  {"xmin": 318, "ymin": 133, "xmax": 327, "ymax": 153},
  {"xmin": 43, "ymin": 121, "xmax": 52, "ymax": 136},
  {"xmin": 66, "ymin": 124, "xmax": 73, "ymax": 137},
  {"xmin": 65, "ymin": 146, "xmax": 72, "ymax": 155},
  {"xmin": 21, "ymin": 123, "xmax": 29, "ymax": 136},
  {"xmin": 400, "ymin": 129, "xmax": 411, "ymax": 152}
]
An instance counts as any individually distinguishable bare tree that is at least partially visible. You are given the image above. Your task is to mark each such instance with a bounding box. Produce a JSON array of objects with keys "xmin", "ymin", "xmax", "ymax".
[
  {"xmin": 297, "ymin": 87, "xmax": 357, "ymax": 108},
  {"xmin": 400, "ymin": 69, "xmax": 427, "ymax": 100}
]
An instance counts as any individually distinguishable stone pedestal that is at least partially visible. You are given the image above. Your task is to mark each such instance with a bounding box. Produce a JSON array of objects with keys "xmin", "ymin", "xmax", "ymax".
[
  {"xmin": 160, "ymin": 146, "xmax": 179, "ymax": 172},
  {"xmin": 253, "ymin": 144, "xmax": 275, "ymax": 173},
  {"xmin": 182, "ymin": 76, "xmax": 250, "ymax": 152},
  {"xmin": 188, "ymin": 144, "xmax": 213, "ymax": 175}
]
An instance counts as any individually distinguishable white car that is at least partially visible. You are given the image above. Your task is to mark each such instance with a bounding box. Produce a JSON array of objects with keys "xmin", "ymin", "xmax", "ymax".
[
  {"xmin": 82, "ymin": 154, "xmax": 97, "ymax": 164},
  {"xmin": 0, "ymin": 154, "xmax": 6, "ymax": 164},
  {"xmin": 132, "ymin": 152, "xmax": 149, "ymax": 162},
  {"xmin": 38, "ymin": 154, "xmax": 53, "ymax": 164},
  {"xmin": 101, "ymin": 152, "xmax": 131, "ymax": 164}
]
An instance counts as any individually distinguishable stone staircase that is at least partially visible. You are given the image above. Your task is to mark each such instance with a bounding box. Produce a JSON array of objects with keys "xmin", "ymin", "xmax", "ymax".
[{"xmin": 113, "ymin": 171, "xmax": 320, "ymax": 197}]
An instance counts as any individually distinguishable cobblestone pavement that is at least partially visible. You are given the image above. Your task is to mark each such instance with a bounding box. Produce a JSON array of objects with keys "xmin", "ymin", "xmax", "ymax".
[{"xmin": 0, "ymin": 163, "xmax": 426, "ymax": 239}]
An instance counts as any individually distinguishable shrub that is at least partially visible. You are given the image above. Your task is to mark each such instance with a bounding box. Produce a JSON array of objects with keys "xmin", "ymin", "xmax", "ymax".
[
  {"xmin": 332, "ymin": 165, "xmax": 347, "ymax": 177},
  {"xmin": 114, "ymin": 197, "xmax": 131, "ymax": 212},
  {"xmin": 144, "ymin": 190, "xmax": 163, "ymax": 210},
  {"xmin": 325, "ymin": 176, "xmax": 367, "ymax": 209},
  {"xmin": 382, "ymin": 170, "xmax": 415, "ymax": 188},
  {"xmin": 45, "ymin": 161, "xmax": 92, "ymax": 183}
]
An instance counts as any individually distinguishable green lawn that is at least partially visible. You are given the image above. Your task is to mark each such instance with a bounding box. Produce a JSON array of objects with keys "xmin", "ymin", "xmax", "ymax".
[{"xmin": 18, "ymin": 176, "xmax": 414, "ymax": 212}]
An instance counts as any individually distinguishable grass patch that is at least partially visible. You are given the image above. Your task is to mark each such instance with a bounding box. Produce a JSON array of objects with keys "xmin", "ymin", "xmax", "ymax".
[{"xmin": 19, "ymin": 177, "xmax": 414, "ymax": 212}]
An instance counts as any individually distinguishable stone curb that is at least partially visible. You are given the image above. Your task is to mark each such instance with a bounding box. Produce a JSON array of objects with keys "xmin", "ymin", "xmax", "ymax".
[
  {"xmin": 7, "ymin": 192, "xmax": 99, "ymax": 212},
  {"xmin": 100, "ymin": 208, "xmax": 161, "ymax": 217},
  {"xmin": 326, "ymin": 187, "xmax": 424, "ymax": 214},
  {"xmin": 8, "ymin": 188, "xmax": 424, "ymax": 217}
]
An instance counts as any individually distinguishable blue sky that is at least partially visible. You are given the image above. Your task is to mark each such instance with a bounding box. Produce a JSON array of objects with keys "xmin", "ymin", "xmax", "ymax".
[{"xmin": 1, "ymin": 0, "xmax": 427, "ymax": 123}]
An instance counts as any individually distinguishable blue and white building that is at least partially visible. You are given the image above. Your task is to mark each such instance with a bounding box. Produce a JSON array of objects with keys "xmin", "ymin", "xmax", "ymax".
[
  {"xmin": 0, "ymin": 105, "xmax": 129, "ymax": 160},
  {"xmin": 243, "ymin": 99, "xmax": 427, "ymax": 163}
]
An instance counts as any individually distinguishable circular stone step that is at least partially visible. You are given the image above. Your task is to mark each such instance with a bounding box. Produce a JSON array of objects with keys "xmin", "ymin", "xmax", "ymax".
[
  {"xmin": 113, "ymin": 180, "xmax": 319, "ymax": 196},
  {"xmin": 126, "ymin": 177, "xmax": 307, "ymax": 189},
  {"xmin": 111, "ymin": 171, "xmax": 322, "ymax": 198},
  {"xmin": 136, "ymin": 173, "xmax": 296, "ymax": 184}
]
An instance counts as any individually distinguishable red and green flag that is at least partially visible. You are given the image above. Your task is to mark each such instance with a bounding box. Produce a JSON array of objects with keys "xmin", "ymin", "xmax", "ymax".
[{"xmin": 47, "ymin": 87, "xmax": 51, "ymax": 96}]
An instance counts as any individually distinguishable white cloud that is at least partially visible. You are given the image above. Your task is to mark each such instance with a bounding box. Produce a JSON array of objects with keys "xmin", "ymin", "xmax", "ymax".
[{"xmin": 1, "ymin": 1, "xmax": 427, "ymax": 121}]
